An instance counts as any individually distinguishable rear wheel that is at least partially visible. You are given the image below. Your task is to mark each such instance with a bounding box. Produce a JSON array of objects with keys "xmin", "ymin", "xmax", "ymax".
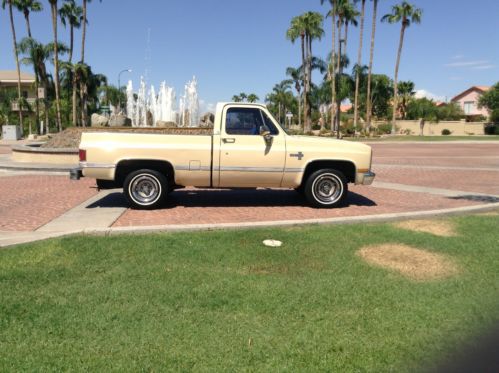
[
  {"xmin": 304, "ymin": 169, "xmax": 348, "ymax": 208},
  {"xmin": 123, "ymin": 169, "xmax": 168, "ymax": 209}
]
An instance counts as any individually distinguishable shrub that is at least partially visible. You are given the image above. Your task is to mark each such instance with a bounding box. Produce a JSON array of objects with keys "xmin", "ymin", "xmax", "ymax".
[
  {"xmin": 490, "ymin": 109, "xmax": 499, "ymax": 124},
  {"xmin": 441, "ymin": 129, "xmax": 451, "ymax": 135},
  {"xmin": 484, "ymin": 124, "xmax": 499, "ymax": 135},
  {"xmin": 312, "ymin": 124, "xmax": 321, "ymax": 131},
  {"xmin": 376, "ymin": 123, "xmax": 393, "ymax": 134}
]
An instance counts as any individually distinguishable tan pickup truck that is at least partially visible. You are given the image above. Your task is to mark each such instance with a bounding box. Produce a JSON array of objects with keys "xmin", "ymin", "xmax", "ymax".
[{"xmin": 71, "ymin": 102, "xmax": 375, "ymax": 209}]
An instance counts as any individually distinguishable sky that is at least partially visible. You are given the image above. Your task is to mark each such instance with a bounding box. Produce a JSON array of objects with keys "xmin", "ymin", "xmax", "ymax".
[{"xmin": 1, "ymin": 0, "xmax": 498, "ymax": 112}]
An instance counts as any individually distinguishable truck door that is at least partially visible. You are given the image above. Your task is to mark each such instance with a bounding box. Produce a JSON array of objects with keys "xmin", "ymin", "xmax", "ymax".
[{"xmin": 217, "ymin": 106, "xmax": 286, "ymax": 187}]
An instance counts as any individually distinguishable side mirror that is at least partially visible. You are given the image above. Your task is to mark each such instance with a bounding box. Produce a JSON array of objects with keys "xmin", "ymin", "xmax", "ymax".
[{"xmin": 261, "ymin": 130, "xmax": 273, "ymax": 145}]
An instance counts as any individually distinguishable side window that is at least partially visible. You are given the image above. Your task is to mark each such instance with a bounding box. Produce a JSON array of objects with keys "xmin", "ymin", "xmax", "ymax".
[
  {"xmin": 226, "ymin": 108, "xmax": 264, "ymax": 135},
  {"xmin": 260, "ymin": 111, "xmax": 279, "ymax": 135}
]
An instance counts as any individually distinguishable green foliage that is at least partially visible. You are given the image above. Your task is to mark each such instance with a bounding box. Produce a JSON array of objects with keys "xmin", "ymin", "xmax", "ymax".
[
  {"xmin": 438, "ymin": 102, "xmax": 464, "ymax": 121},
  {"xmin": 484, "ymin": 123, "xmax": 499, "ymax": 135},
  {"xmin": 489, "ymin": 109, "xmax": 499, "ymax": 124},
  {"xmin": 441, "ymin": 128, "xmax": 451, "ymax": 135},
  {"xmin": 406, "ymin": 97, "xmax": 438, "ymax": 121},
  {"xmin": 478, "ymin": 82, "xmax": 499, "ymax": 113},
  {"xmin": 376, "ymin": 123, "xmax": 393, "ymax": 134}
]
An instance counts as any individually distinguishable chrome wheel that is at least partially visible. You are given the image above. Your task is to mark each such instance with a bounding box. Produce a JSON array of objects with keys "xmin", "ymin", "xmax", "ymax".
[
  {"xmin": 311, "ymin": 173, "xmax": 343, "ymax": 204},
  {"xmin": 304, "ymin": 169, "xmax": 348, "ymax": 208},
  {"xmin": 128, "ymin": 173, "xmax": 162, "ymax": 206}
]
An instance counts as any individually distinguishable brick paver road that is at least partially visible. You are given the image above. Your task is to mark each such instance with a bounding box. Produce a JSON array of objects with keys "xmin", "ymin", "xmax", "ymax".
[
  {"xmin": 0, "ymin": 175, "xmax": 96, "ymax": 231},
  {"xmin": 0, "ymin": 142, "xmax": 497, "ymax": 232}
]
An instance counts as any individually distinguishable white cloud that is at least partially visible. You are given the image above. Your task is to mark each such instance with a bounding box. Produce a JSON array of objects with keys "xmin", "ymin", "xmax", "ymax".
[
  {"xmin": 414, "ymin": 89, "xmax": 445, "ymax": 102},
  {"xmin": 471, "ymin": 64, "xmax": 496, "ymax": 70},
  {"xmin": 444, "ymin": 60, "xmax": 490, "ymax": 67}
]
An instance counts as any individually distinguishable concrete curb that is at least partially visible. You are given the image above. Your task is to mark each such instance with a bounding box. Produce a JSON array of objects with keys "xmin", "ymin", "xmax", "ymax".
[{"xmin": 2, "ymin": 201, "xmax": 498, "ymax": 248}]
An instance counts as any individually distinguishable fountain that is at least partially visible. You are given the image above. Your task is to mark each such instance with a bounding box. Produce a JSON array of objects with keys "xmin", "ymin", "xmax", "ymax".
[{"xmin": 126, "ymin": 76, "xmax": 200, "ymax": 127}]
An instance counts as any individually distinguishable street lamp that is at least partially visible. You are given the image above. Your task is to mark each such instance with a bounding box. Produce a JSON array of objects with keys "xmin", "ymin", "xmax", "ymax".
[{"xmin": 118, "ymin": 69, "xmax": 132, "ymax": 112}]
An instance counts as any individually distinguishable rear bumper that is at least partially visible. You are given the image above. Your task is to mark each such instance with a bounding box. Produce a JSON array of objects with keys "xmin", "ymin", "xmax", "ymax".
[
  {"xmin": 355, "ymin": 171, "xmax": 376, "ymax": 185},
  {"xmin": 70, "ymin": 168, "xmax": 83, "ymax": 180}
]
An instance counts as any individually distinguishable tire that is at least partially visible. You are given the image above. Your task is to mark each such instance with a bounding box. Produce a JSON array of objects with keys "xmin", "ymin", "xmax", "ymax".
[
  {"xmin": 123, "ymin": 169, "xmax": 168, "ymax": 209},
  {"xmin": 304, "ymin": 169, "xmax": 348, "ymax": 208}
]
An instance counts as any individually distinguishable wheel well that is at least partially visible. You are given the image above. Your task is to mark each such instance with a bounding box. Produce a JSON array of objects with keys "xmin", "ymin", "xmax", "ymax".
[
  {"xmin": 302, "ymin": 160, "xmax": 356, "ymax": 185},
  {"xmin": 115, "ymin": 159, "xmax": 174, "ymax": 187}
]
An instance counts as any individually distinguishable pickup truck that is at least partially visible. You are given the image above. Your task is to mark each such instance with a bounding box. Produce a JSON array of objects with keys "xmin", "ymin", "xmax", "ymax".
[{"xmin": 71, "ymin": 102, "xmax": 375, "ymax": 209}]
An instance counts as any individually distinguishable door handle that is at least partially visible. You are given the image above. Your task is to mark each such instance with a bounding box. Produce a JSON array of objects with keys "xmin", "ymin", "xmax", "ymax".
[{"xmin": 223, "ymin": 138, "xmax": 236, "ymax": 143}]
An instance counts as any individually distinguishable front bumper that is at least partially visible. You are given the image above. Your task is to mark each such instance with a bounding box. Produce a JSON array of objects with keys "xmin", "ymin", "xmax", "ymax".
[
  {"xmin": 69, "ymin": 167, "xmax": 83, "ymax": 180},
  {"xmin": 361, "ymin": 171, "xmax": 376, "ymax": 185}
]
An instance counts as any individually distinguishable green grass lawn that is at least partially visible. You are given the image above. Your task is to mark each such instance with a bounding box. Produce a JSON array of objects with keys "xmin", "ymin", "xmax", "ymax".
[
  {"xmin": 347, "ymin": 135, "xmax": 499, "ymax": 142},
  {"xmin": 1, "ymin": 213, "xmax": 499, "ymax": 371}
]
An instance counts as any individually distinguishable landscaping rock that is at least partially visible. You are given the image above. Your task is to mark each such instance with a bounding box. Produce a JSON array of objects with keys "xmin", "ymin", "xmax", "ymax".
[
  {"xmin": 109, "ymin": 114, "xmax": 131, "ymax": 127},
  {"xmin": 91, "ymin": 113, "xmax": 109, "ymax": 127}
]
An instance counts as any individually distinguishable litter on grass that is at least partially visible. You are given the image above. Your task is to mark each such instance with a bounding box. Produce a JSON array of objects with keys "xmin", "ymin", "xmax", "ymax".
[{"xmin": 263, "ymin": 240, "xmax": 282, "ymax": 247}]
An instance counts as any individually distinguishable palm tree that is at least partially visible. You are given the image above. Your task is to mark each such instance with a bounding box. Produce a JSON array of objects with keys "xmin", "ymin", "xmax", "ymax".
[
  {"xmin": 286, "ymin": 66, "xmax": 302, "ymax": 127},
  {"xmin": 3, "ymin": 0, "xmax": 24, "ymax": 130},
  {"xmin": 18, "ymin": 38, "xmax": 66, "ymax": 133},
  {"xmin": 365, "ymin": 0, "xmax": 379, "ymax": 131},
  {"xmin": 266, "ymin": 80, "xmax": 293, "ymax": 125},
  {"xmin": 382, "ymin": 1, "xmax": 422, "ymax": 134},
  {"xmin": 287, "ymin": 12, "xmax": 324, "ymax": 132},
  {"xmin": 321, "ymin": 0, "xmax": 337, "ymax": 132},
  {"xmin": 397, "ymin": 80, "xmax": 415, "ymax": 119},
  {"xmin": 342, "ymin": 1, "xmax": 360, "ymax": 52},
  {"xmin": 18, "ymin": 37, "xmax": 41, "ymax": 134},
  {"xmin": 239, "ymin": 92, "xmax": 247, "ymax": 102},
  {"xmin": 247, "ymin": 94, "xmax": 259, "ymax": 103},
  {"xmin": 48, "ymin": 0, "xmax": 63, "ymax": 131},
  {"xmin": 353, "ymin": 0, "xmax": 366, "ymax": 130},
  {"xmin": 14, "ymin": 0, "xmax": 42, "ymax": 38},
  {"xmin": 302, "ymin": 12, "xmax": 324, "ymax": 132},
  {"xmin": 287, "ymin": 15, "xmax": 307, "ymax": 130},
  {"xmin": 59, "ymin": 0, "xmax": 82, "ymax": 63},
  {"xmin": 232, "ymin": 95, "xmax": 241, "ymax": 102},
  {"xmin": 80, "ymin": 0, "xmax": 101, "ymax": 126}
]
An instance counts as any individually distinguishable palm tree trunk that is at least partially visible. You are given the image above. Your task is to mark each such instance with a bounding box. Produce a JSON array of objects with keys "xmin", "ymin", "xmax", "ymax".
[
  {"xmin": 34, "ymin": 75, "xmax": 40, "ymax": 134},
  {"xmin": 391, "ymin": 24, "xmax": 406, "ymax": 134},
  {"xmin": 81, "ymin": 0, "xmax": 87, "ymax": 63},
  {"xmin": 330, "ymin": 1, "xmax": 337, "ymax": 133},
  {"xmin": 365, "ymin": 0, "xmax": 378, "ymax": 131},
  {"xmin": 8, "ymin": 2, "xmax": 24, "ymax": 133},
  {"xmin": 72, "ymin": 72, "xmax": 78, "ymax": 126},
  {"xmin": 298, "ymin": 91, "xmax": 301, "ymax": 128},
  {"xmin": 305, "ymin": 35, "xmax": 312, "ymax": 132},
  {"xmin": 69, "ymin": 25, "xmax": 74, "ymax": 63},
  {"xmin": 336, "ymin": 21, "xmax": 343, "ymax": 137},
  {"xmin": 353, "ymin": 0, "xmax": 366, "ymax": 131},
  {"xmin": 50, "ymin": 2, "xmax": 63, "ymax": 132},
  {"xmin": 24, "ymin": 11, "xmax": 32, "ymax": 38},
  {"xmin": 300, "ymin": 33, "xmax": 306, "ymax": 131}
]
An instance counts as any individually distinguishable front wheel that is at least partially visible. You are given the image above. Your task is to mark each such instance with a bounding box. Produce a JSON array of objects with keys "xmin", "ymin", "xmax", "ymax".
[
  {"xmin": 304, "ymin": 169, "xmax": 348, "ymax": 208},
  {"xmin": 123, "ymin": 169, "xmax": 168, "ymax": 209}
]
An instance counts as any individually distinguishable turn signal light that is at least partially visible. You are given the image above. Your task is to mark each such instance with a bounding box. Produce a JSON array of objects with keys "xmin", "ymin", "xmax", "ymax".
[{"xmin": 79, "ymin": 149, "xmax": 86, "ymax": 162}]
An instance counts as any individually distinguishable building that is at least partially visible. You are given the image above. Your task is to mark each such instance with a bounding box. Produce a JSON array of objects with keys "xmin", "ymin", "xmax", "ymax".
[
  {"xmin": 0, "ymin": 70, "xmax": 37, "ymax": 111},
  {"xmin": 451, "ymin": 86, "xmax": 490, "ymax": 119}
]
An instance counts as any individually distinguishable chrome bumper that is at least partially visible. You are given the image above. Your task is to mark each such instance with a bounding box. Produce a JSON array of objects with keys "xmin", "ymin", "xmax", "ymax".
[{"xmin": 361, "ymin": 171, "xmax": 376, "ymax": 185}]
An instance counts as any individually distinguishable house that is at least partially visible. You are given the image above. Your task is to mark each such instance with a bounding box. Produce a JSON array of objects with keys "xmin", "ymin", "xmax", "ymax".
[
  {"xmin": 451, "ymin": 86, "xmax": 490, "ymax": 118},
  {"xmin": 0, "ymin": 70, "xmax": 37, "ymax": 111}
]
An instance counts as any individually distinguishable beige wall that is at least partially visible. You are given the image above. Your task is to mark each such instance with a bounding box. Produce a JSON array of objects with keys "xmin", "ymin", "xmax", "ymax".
[{"xmin": 376, "ymin": 120, "xmax": 486, "ymax": 136}]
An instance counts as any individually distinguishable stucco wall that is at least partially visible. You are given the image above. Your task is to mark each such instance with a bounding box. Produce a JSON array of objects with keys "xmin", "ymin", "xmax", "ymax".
[{"xmin": 384, "ymin": 120, "xmax": 486, "ymax": 136}]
